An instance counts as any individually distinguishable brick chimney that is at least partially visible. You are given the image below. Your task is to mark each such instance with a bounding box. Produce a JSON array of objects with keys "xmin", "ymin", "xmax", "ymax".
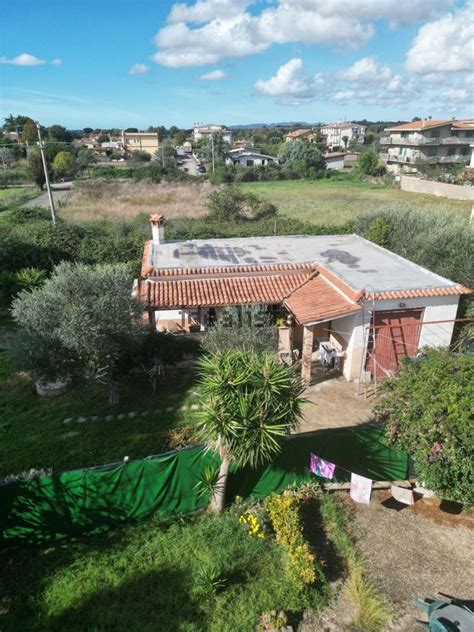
[{"xmin": 149, "ymin": 214, "xmax": 165, "ymax": 243}]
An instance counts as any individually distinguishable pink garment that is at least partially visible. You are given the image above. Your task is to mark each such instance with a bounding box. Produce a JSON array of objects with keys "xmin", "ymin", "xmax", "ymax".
[{"xmin": 310, "ymin": 453, "xmax": 336, "ymax": 479}]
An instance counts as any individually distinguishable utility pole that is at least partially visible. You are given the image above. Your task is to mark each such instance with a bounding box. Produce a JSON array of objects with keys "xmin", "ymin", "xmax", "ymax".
[
  {"xmin": 211, "ymin": 133, "xmax": 215, "ymax": 174},
  {"xmin": 35, "ymin": 121, "xmax": 57, "ymax": 226}
]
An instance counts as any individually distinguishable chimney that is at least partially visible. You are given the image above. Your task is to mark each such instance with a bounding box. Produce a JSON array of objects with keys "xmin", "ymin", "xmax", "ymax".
[{"xmin": 149, "ymin": 214, "xmax": 165, "ymax": 243}]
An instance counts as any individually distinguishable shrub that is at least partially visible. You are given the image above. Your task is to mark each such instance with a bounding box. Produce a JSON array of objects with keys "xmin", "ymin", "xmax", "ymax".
[
  {"xmin": 265, "ymin": 491, "xmax": 318, "ymax": 590},
  {"xmin": 366, "ymin": 217, "xmax": 392, "ymax": 247},
  {"xmin": 0, "ymin": 270, "xmax": 17, "ymax": 307},
  {"xmin": 377, "ymin": 349, "xmax": 474, "ymax": 504}
]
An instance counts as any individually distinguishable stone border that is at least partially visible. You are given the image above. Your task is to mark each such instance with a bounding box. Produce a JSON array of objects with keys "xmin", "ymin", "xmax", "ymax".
[{"xmin": 63, "ymin": 403, "xmax": 203, "ymax": 424}]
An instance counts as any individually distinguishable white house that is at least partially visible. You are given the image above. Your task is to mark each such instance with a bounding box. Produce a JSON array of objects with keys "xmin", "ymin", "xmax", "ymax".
[
  {"xmin": 225, "ymin": 148, "xmax": 277, "ymax": 167},
  {"xmin": 320, "ymin": 123, "xmax": 366, "ymax": 150},
  {"xmin": 140, "ymin": 216, "xmax": 470, "ymax": 384},
  {"xmin": 192, "ymin": 124, "xmax": 232, "ymax": 144}
]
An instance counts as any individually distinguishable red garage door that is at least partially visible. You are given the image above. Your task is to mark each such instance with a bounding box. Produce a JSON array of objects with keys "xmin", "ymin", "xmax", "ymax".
[{"xmin": 366, "ymin": 309, "xmax": 423, "ymax": 378}]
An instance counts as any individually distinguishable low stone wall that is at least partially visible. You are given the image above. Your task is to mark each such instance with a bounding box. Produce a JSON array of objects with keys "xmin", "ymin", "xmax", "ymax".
[{"xmin": 400, "ymin": 175, "xmax": 474, "ymax": 201}]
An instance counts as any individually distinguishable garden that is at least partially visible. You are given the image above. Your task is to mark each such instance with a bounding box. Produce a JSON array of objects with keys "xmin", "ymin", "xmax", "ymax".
[{"xmin": 1, "ymin": 485, "xmax": 392, "ymax": 632}]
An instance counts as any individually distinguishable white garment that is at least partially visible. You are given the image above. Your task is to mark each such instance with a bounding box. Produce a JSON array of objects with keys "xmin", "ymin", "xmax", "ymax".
[
  {"xmin": 391, "ymin": 484, "xmax": 414, "ymax": 506},
  {"xmin": 350, "ymin": 473, "xmax": 372, "ymax": 504}
]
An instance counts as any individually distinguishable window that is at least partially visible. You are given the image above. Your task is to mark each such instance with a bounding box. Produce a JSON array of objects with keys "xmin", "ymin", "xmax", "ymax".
[
  {"xmin": 447, "ymin": 147, "xmax": 456, "ymax": 156},
  {"xmin": 465, "ymin": 131, "xmax": 474, "ymax": 138},
  {"xmin": 430, "ymin": 130, "xmax": 440, "ymax": 138},
  {"xmin": 461, "ymin": 147, "xmax": 469, "ymax": 156},
  {"xmin": 401, "ymin": 132, "xmax": 409, "ymax": 138}
]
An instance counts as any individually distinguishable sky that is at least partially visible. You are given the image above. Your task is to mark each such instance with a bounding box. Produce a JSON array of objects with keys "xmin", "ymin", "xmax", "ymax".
[{"xmin": 1, "ymin": 0, "xmax": 473, "ymax": 129}]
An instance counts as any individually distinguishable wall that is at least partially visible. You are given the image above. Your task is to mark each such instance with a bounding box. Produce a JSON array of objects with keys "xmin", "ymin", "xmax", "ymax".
[
  {"xmin": 333, "ymin": 296, "xmax": 460, "ymax": 381},
  {"xmin": 400, "ymin": 175, "xmax": 474, "ymax": 201}
]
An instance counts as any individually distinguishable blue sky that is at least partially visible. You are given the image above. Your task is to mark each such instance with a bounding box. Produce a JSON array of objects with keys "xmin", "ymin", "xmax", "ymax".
[{"xmin": 1, "ymin": 0, "xmax": 473, "ymax": 128}]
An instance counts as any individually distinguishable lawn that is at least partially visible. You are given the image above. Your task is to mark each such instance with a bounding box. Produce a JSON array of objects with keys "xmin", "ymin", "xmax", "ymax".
[
  {"xmin": 240, "ymin": 179, "xmax": 472, "ymax": 225},
  {"xmin": 0, "ymin": 492, "xmax": 338, "ymax": 631},
  {"xmin": 0, "ymin": 187, "xmax": 37, "ymax": 212},
  {"xmin": 0, "ymin": 347, "xmax": 201, "ymax": 478}
]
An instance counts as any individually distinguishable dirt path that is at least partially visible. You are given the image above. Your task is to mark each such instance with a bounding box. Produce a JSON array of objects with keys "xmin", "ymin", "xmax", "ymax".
[
  {"xmin": 354, "ymin": 492, "xmax": 473, "ymax": 630},
  {"xmin": 24, "ymin": 182, "xmax": 74, "ymax": 208}
]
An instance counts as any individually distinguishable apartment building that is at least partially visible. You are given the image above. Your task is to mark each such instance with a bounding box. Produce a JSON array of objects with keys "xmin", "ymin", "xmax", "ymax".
[
  {"xmin": 320, "ymin": 123, "xmax": 366, "ymax": 150},
  {"xmin": 380, "ymin": 119, "xmax": 474, "ymax": 174},
  {"xmin": 192, "ymin": 124, "xmax": 232, "ymax": 144},
  {"xmin": 121, "ymin": 131, "xmax": 159, "ymax": 157}
]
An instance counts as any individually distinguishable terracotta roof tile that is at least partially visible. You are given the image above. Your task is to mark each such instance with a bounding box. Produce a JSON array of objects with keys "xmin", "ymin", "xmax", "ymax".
[
  {"xmin": 140, "ymin": 266, "xmax": 316, "ymax": 309},
  {"xmin": 283, "ymin": 271, "xmax": 362, "ymax": 325},
  {"xmin": 366, "ymin": 286, "xmax": 471, "ymax": 300}
]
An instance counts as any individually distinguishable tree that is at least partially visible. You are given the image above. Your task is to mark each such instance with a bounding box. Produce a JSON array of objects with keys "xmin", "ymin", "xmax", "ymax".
[
  {"xmin": 201, "ymin": 305, "xmax": 277, "ymax": 355},
  {"xmin": 196, "ymin": 351, "xmax": 306, "ymax": 512},
  {"xmin": 124, "ymin": 127, "xmax": 139, "ymax": 133},
  {"xmin": 353, "ymin": 149, "xmax": 385, "ymax": 176},
  {"xmin": 206, "ymin": 186, "xmax": 277, "ymax": 222},
  {"xmin": 277, "ymin": 141, "xmax": 326, "ymax": 177},
  {"xmin": 312, "ymin": 129, "xmax": 327, "ymax": 153},
  {"xmin": 47, "ymin": 124, "xmax": 73, "ymax": 143},
  {"xmin": 27, "ymin": 150, "xmax": 46, "ymax": 189},
  {"xmin": 97, "ymin": 133, "xmax": 110, "ymax": 144},
  {"xmin": 11, "ymin": 262, "xmax": 143, "ymax": 406},
  {"xmin": 52, "ymin": 151, "xmax": 77, "ymax": 178},
  {"xmin": 377, "ymin": 350, "xmax": 474, "ymax": 504},
  {"xmin": 77, "ymin": 148, "xmax": 96, "ymax": 169},
  {"xmin": 0, "ymin": 147, "xmax": 15, "ymax": 167},
  {"xmin": 22, "ymin": 120, "xmax": 39, "ymax": 144}
]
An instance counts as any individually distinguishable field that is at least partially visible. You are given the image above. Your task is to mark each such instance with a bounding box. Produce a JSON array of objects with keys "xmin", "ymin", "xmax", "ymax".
[
  {"xmin": 0, "ymin": 186, "xmax": 37, "ymax": 211},
  {"xmin": 59, "ymin": 180, "xmax": 211, "ymax": 222},
  {"xmin": 240, "ymin": 179, "xmax": 472, "ymax": 225}
]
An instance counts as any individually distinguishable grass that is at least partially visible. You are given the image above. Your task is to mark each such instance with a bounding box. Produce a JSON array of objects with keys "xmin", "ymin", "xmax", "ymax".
[
  {"xmin": 240, "ymin": 178, "xmax": 472, "ymax": 225},
  {"xmin": 0, "ymin": 346, "xmax": 202, "ymax": 479},
  {"xmin": 0, "ymin": 499, "xmax": 325, "ymax": 631},
  {"xmin": 60, "ymin": 180, "xmax": 212, "ymax": 222},
  {"xmin": 0, "ymin": 187, "xmax": 37, "ymax": 212},
  {"xmin": 319, "ymin": 493, "xmax": 391, "ymax": 632}
]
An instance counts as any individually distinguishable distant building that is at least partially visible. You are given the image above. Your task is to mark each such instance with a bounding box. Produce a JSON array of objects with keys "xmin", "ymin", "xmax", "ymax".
[
  {"xmin": 225, "ymin": 148, "xmax": 277, "ymax": 167},
  {"xmin": 121, "ymin": 131, "xmax": 159, "ymax": 157},
  {"xmin": 324, "ymin": 151, "xmax": 361, "ymax": 171},
  {"xmin": 379, "ymin": 119, "xmax": 474, "ymax": 174},
  {"xmin": 285, "ymin": 129, "xmax": 313, "ymax": 142},
  {"xmin": 192, "ymin": 124, "xmax": 232, "ymax": 144},
  {"xmin": 320, "ymin": 123, "xmax": 366, "ymax": 150}
]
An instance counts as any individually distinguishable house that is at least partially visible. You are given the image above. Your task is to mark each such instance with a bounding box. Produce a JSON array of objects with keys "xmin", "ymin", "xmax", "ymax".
[
  {"xmin": 232, "ymin": 139, "xmax": 254, "ymax": 150},
  {"xmin": 324, "ymin": 152, "xmax": 361, "ymax": 171},
  {"xmin": 192, "ymin": 124, "xmax": 232, "ymax": 144},
  {"xmin": 139, "ymin": 215, "xmax": 470, "ymax": 384},
  {"xmin": 285, "ymin": 129, "xmax": 313, "ymax": 142},
  {"xmin": 379, "ymin": 119, "xmax": 474, "ymax": 174},
  {"xmin": 225, "ymin": 148, "xmax": 277, "ymax": 167},
  {"xmin": 121, "ymin": 131, "xmax": 159, "ymax": 157},
  {"xmin": 320, "ymin": 123, "xmax": 366, "ymax": 150}
]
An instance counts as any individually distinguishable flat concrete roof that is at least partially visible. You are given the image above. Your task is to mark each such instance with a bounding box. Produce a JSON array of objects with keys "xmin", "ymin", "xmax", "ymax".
[{"xmin": 150, "ymin": 234, "xmax": 458, "ymax": 293}]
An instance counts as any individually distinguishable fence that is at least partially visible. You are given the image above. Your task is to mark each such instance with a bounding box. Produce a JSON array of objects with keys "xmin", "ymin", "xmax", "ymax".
[{"xmin": 0, "ymin": 426, "xmax": 408, "ymax": 548}]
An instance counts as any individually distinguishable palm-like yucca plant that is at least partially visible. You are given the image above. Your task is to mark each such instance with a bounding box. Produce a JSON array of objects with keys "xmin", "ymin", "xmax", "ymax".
[
  {"xmin": 196, "ymin": 351, "xmax": 306, "ymax": 512},
  {"xmin": 16, "ymin": 267, "xmax": 47, "ymax": 292}
]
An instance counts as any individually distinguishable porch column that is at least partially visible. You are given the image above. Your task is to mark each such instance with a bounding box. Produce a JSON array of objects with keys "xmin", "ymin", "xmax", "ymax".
[
  {"xmin": 301, "ymin": 325, "xmax": 314, "ymax": 384},
  {"xmin": 148, "ymin": 308, "xmax": 156, "ymax": 330}
]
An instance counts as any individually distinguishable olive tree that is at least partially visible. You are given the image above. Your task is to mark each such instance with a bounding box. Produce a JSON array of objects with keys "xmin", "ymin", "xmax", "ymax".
[
  {"xmin": 197, "ymin": 351, "xmax": 306, "ymax": 512},
  {"xmin": 11, "ymin": 262, "xmax": 142, "ymax": 406}
]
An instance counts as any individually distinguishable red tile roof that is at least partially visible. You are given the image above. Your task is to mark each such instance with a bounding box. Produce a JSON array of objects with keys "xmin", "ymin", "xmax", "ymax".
[
  {"xmin": 283, "ymin": 266, "xmax": 362, "ymax": 325},
  {"xmin": 365, "ymin": 286, "xmax": 471, "ymax": 300},
  {"xmin": 286, "ymin": 129, "xmax": 312, "ymax": 138},
  {"xmin": 386, "ymin": 119, "xmax": 474, "ymax": 132},
  {"xmin": 140, "ymin": 264, "xmax": 317, "ymax": 309}
]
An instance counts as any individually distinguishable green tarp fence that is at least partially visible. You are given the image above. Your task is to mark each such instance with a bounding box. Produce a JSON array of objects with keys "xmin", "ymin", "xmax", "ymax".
[{"xmin": 0, "ymin": 426, "xmax": 408, "ymax": 548}]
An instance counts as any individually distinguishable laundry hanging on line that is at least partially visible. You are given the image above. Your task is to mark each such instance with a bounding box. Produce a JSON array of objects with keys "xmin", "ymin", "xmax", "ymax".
[
  {"xmin": 310, "ymin": 453, "xmax": 336, "ymax": 479},
  {"xmin": 350, "ymin": 473, "xmax": 372, "ymax": 505}
]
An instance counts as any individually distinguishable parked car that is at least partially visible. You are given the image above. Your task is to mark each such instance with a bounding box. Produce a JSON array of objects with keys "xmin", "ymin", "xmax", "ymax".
[{"xmin": 197, "ymin": 164, "xmax": 206, "ymax": 173}]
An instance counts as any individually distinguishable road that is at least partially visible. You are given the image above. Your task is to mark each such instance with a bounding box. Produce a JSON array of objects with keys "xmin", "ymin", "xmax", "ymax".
[
  {"xmin": 25, "ymin": 181, "xmax": 74, "ymax": 208},
  {"xmin": 176, "ymin": 148, "xmax": 202, "ymax": 177}
]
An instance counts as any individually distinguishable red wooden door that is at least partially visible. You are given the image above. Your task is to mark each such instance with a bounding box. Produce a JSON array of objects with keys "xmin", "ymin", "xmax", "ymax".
[{"xmin": 366, "ymin": 309, "xmax": 423, "ymax": 378}]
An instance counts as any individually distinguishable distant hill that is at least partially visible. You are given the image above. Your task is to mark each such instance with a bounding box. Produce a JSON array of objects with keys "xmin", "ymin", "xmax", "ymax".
[{"xmin": 229, "ymin": 122, "xmax": 317, "ymax": 129}]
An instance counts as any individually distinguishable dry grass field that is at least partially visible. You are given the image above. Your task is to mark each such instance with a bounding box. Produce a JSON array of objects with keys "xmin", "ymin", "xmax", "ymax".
[{"xmin": 59, "ymin": 180, "xmax": 211, "ymax": 222}]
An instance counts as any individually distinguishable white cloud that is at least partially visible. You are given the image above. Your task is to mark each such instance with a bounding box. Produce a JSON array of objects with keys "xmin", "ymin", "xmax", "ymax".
[
  {"xmin": 338, "ymin": 57, "xmax": 392, "ymax": 82},
  {"xmin": 254, "ymin": 58, "xmax": 324, "ymax": 104},
  {"xmin": 439, "ymin": 87, "xmax": 472, "ymax": 103},
  {"xmin": 168, "ymin": 0, "xmax": 252, "ymax": 24},
  {"xmin": 406, "ymin": 3, "xmax": 474, "ymax": 73},
  {"xmin": 51, "ymin": 58, "xmax": 62, "ymax": 66},
  {"xmin": 154, "ymin": 0, "xmax": 450, "ymax": 68},
  {"xmin": 331, "ymin": 90, "xmax": 355, "ymax": 102},
  {"xmin": 200, "ymin": 69, "xmax": 225, "ymax": 80},
  {"xmin": 0, "ymin": 53, "xmax": 46, "ymax": 66},
  {"xmin": 129, "ymin": 63, "xmax": 150, "ymax": 74}
]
